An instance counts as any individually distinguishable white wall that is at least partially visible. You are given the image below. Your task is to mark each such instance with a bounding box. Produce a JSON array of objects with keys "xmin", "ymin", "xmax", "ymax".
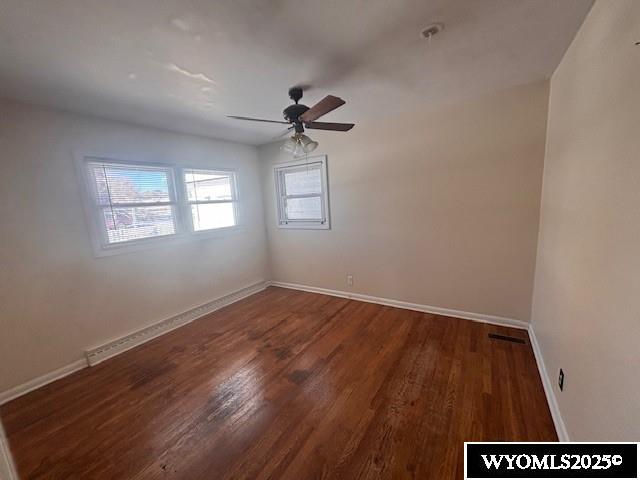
[
  {"xmin": 531, "ymin": 0, "xmax": 640, "ymax": 440},
  {"xmin": 259, "ymin": 81, "xmax": 549, "ymax": 322},
  {"xmin": 0, "ymin": 100, "xmax": 269, "ymax": 394}
]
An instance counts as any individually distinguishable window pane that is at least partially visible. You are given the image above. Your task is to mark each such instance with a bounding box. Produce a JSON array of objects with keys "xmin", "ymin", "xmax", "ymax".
[
  {"xmin": 191, "ymin": 202, "xmax": 236, "ymax": 231},
  {"xmin": 283, "ymin": 165, "xmax": 322, "ymax": 196},
  {"xmin": 285, "ymin": 196, "xmax": 322, "ymax": 220},
  {"xmin": 102, "ymin": 206, "xmax": 176, "ymax": 243},
  {"xmin": 90, "ymin": 163, "xmax": 171, "ymax": 205},
  {"xmin": 184, "ymin": 170, "xmax": 233, "ymax": 202}
]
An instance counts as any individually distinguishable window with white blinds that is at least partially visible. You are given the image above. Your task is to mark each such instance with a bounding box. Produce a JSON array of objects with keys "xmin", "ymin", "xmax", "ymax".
[
  {"xmin": 86, "ymin": 161, "xmax": 178, "ymax": 245},
  {"xmin": 82, "ymin": 158, "xmax": 240, "ymax": 254},
  {"xmin": 274, "ymin": 156, "xmax": 330, "ymax": 229},
  {"xmin": 183, "ymin": 169, "xmax": 237, "ymax": 231}
]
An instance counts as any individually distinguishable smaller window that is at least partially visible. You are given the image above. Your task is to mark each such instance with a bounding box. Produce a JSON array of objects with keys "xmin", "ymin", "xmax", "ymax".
[
  {"xmin": 274, "ymin": 156, "xmax": 330, "ymax": 229},
  {"xmin": 183, "ymin": 169, "xmax": 238, "ymax": 231}
]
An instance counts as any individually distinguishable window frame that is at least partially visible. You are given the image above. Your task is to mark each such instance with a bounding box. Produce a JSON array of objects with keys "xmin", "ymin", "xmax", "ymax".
[
  {"xmin": 76, "ymin": 155, "xmax": 242, "ymax": 257},
  {"xmin": 273, "ymin": 155, "xmax": 330, "ymax": 230},
  {"xmin": 180, "ymin": 167, "xmax": 240, "ymax": 234},
  {"xmin": 86, "ymin": 159, "xmax": 182, "ymax": 248}
]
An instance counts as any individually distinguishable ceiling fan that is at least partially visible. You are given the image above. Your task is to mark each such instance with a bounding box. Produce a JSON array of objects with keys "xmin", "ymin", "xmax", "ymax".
[{"xmin": 227, "ymin": 87, "xmax": 355, "ymax": 155}]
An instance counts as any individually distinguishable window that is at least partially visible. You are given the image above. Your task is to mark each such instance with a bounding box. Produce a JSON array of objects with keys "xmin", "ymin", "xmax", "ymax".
[
  {"xmin": 86, "ymin": 160, "xmax": 178, "ymax": 245},
  {"xmin": 81, "ymin": 157, "xmax": 240, "ymax": 255},
  {"xmin": 183, "ymin": 169, "xmax": 237, "ymax": 231},
  {"xmin": 274, "ymin": 156, "xmax": 330, "ymax": 229}
]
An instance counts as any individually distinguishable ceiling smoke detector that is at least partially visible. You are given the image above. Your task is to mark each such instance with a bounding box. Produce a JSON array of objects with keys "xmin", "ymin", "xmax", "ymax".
[{"xmin": 420, "ymin": 23, "xmax": 444, "ymax": 40}]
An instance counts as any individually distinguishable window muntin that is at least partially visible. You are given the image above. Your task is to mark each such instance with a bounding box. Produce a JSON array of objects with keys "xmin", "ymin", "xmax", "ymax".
[
  {"xmin": 86, "ymin": 161, "xmax": 178, "ymax": 245},
  {"xmin": 274, "ymin": 157, "xmax": 329, "ymax": 229},
  {"xmin": 183, "ymin": 169, "xmax": 237, "ymax": 232}
]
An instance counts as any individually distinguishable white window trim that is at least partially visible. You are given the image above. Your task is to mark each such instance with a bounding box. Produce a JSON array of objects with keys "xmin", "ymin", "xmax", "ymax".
[
  {"xmin": 273, "ymin": 155, "xmax": 330, "ymax": 230},
  {"xmin": 74, "ymin": 154, "xmax": 243, "ymax": 258},
  {"xmin": 180, "ymin": 167, "xmax": 240, "ymax": 235}
]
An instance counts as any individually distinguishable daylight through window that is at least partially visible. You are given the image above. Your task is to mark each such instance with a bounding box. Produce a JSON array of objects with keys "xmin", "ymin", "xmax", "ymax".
[
  {"xmin": 83, "ymin": 159, "xmax": 239, "ymax": 252},
  {"xmin": 274, "ymin": 157, "xmax": 330, "ymax": 229},
  {"xmin": 184, "ymin": 169, "xmax": 237, "ymax": 231},
  {"xmin": 87, "ymin": 161, "xmax": 178, "ymax": 244}
]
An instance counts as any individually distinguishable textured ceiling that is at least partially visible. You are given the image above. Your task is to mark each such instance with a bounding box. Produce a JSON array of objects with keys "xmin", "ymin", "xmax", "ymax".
[{"xmin": 0, "ymin": 0, "xmax": 592, "ymax": 144}]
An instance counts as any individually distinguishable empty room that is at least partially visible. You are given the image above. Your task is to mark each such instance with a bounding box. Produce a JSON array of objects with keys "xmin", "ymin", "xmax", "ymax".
[{"xmin": 1, "ymin": 0, "xmax": 639, "ymax": 479}]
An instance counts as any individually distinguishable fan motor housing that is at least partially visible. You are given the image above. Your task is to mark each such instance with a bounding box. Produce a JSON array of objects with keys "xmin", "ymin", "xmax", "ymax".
[{"xmin": 283, "ymin": 103, "xmax": 309, "ymax": 123}]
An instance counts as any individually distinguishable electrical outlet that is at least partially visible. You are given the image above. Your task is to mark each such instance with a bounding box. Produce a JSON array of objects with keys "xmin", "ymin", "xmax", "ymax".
[
  {"xmin": 558, "ymin": 368, "xmax": 564, "ymax": 391},
  {"xmin": 346, "ymin": 274, "xmax": 354, "ymax": 286}
]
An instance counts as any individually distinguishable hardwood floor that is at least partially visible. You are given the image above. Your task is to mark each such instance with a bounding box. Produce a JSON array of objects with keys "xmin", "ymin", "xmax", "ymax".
[{"xmin": 1, "ymin": 287, "xmax": 556, "ymax": 479}]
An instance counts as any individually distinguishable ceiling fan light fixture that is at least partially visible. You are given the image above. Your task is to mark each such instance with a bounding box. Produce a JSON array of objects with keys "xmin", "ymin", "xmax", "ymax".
[
  {"xmin": 293, "ymin": 142, "xmax": 306, "ymax": 157},
  {"xmin": 303, "ymin": 141, "xmax": 319, "ymax": 154},
  {"xmin": 298, "ymin": 134, "xmax": 318, "ymax": 154},
  {"xmin": 302, "ymin": 139, "xmax": 318, "ymax": 154},
  {"xmin": 281, "ymin": 136, "xmax": 297, "ymax": 153},
  {"xmin": 281, "ymin": 133, "xmax": 319, "ymax": 156}
]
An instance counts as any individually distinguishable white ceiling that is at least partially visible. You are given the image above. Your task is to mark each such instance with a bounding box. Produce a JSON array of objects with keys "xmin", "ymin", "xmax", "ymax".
[{"xmin": 0, "ymin": 0, "xmax": 592, "ymax": 145}]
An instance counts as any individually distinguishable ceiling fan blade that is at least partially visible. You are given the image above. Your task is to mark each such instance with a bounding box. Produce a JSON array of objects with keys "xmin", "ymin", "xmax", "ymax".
[
  {"xmin": 299, "ymin": 95, "xmax": 345, "ymax": 122},
  {"xmin": 305, "ymin": 121, "xmax": 355, "ymax": 132},
  {"xmin": 227, "ymin": 115, "xmax": 290, "ymax": 125}
]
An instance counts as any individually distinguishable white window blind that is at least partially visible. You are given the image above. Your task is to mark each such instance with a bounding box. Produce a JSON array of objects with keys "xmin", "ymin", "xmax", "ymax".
[
  {"xmin": 86, "ymin": 161, "xmax": 178, "ymax": 245},
  {"xmin": 274, "ymin": 157, "xmax": 330, "ymax": 229},
  {"xmin": 183, "ymin": 169, "xmax": 237, "ymax": 231}
]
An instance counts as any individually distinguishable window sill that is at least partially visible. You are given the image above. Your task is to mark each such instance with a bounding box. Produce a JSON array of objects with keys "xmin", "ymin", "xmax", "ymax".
[
  {"xmin": 91, "ymin": 225, "xmax": 246, "ymax": 258},
  {"xmin": 276, "ymin": 222, "xmax": 330, "ymax": 230}
]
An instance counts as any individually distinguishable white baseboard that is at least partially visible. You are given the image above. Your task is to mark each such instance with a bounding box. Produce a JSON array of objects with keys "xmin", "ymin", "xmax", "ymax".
[
  {"xmin": 0, "ymin": 281, "xmax": 268, "ymax": 405},
  {"xmin": 268, "ymin": 281, "xmax": 529, "ymax": 330},
  {"xmin": 85, "ymin": 280, "xmax": 268, "ymax": 366},
  {"xmin": 528, "ymin": 324, "xmax": 569, "ymax": 441},
  {"xmin": 0, "ymin": 359, "xmax": 87, "ymax": 406},
  {"xmin": 0, "ymin": 421, "xmax": 18, "ymax": 480}
]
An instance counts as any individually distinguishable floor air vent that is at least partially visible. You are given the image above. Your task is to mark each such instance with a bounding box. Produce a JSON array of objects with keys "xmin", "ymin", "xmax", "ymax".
[{"xmin": 488, "ymin": 333, "xmax": 526, "ymax": 344}]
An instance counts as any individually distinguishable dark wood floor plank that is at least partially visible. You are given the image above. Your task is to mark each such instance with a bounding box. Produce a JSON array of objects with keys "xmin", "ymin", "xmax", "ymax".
[{"xmin": 1, "ymin": 287, "xmax": 557, "ymax": 479}]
